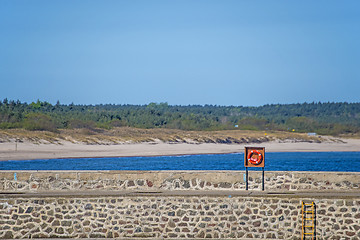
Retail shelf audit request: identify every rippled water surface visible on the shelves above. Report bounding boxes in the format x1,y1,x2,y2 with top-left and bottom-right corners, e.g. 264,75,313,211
1,152,360,172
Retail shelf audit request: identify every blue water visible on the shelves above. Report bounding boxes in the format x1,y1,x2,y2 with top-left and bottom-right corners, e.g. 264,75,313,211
1,152,360,172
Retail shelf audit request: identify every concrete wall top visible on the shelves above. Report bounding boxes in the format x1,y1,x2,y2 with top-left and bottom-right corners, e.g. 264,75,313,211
1,170,359,192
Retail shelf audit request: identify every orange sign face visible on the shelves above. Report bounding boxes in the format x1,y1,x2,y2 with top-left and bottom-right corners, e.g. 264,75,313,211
244,147,265,167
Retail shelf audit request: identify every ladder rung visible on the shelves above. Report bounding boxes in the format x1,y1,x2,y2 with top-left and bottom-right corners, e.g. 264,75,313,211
304,233,314,235
304,225,314,228
304,211,314,213
304,218,313,220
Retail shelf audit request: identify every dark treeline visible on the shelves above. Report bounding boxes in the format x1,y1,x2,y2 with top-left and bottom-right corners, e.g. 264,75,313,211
1,99,360,135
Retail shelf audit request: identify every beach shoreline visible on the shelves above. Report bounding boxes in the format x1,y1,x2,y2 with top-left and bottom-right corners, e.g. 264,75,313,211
1,138,359,161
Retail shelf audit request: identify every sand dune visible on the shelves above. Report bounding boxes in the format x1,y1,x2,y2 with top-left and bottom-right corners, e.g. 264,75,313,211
0,138,359,161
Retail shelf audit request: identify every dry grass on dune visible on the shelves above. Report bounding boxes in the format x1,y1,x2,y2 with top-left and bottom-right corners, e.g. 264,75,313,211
0,129,62,144
338,132,360,139
0,127,324,145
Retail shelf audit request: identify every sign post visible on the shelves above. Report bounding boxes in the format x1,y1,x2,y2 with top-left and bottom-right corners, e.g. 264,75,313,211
244,147,265,191
245,167,248,190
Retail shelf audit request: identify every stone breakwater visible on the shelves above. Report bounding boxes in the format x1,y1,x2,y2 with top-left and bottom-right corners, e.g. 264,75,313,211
0,171,359,239
0,193,359,239
1,171,359,192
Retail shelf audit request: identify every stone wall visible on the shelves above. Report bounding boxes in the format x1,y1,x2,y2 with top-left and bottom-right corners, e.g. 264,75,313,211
1,170,359,192
1,171,359,239
1,195,359,239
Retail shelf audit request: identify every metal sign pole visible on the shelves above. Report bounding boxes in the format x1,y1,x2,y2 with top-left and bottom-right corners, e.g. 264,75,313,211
246,167,248,190
262,167,265,191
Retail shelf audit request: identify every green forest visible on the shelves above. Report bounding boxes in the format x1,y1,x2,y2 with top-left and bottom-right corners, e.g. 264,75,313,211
1,99,360,136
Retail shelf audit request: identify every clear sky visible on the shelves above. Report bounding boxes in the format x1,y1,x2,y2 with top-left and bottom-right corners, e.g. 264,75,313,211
1,1,359,106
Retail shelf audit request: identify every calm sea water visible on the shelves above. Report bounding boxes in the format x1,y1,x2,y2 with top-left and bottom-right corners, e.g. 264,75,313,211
1,152,360,172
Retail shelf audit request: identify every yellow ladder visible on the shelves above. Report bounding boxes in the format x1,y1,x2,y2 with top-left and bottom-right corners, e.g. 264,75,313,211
301,201,316,240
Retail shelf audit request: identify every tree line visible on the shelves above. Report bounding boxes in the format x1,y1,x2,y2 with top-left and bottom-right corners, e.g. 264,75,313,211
0,99,359,135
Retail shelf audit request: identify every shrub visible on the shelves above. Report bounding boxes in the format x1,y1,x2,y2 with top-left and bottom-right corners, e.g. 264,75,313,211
23,113,58,132
67,119,96,130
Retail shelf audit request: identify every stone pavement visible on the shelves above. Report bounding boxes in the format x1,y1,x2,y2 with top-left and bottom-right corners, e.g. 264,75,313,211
1,189,360,199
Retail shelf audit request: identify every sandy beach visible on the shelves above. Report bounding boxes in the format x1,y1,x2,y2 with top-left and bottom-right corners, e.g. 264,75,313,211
0,138,359,161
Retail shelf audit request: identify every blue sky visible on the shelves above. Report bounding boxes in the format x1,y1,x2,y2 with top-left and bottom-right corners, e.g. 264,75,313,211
1,1,359,106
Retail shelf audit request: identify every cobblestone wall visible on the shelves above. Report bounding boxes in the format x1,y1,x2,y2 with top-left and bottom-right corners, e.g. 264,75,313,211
1,195,359,239
1,171,359,192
